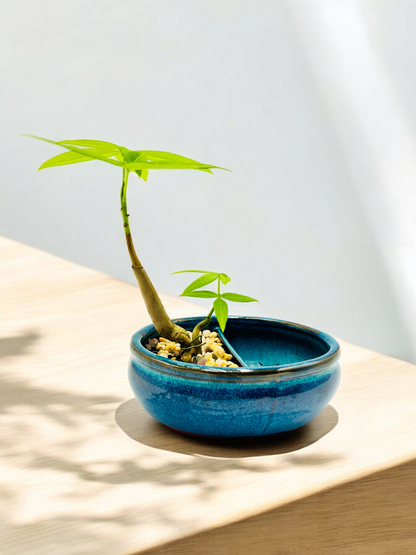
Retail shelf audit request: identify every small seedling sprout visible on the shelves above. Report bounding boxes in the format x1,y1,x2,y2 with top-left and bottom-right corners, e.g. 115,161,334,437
174,270,257,351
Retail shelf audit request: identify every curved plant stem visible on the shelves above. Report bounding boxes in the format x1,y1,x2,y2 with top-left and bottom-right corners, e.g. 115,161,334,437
192,306,214,355
121,169,190,345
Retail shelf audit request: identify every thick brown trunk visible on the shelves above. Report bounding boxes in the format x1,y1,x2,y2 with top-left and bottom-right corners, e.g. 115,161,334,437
120,169,190,345
124,233,190,344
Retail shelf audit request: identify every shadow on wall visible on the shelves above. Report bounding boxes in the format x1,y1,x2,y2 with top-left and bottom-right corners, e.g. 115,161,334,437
115,398,339,459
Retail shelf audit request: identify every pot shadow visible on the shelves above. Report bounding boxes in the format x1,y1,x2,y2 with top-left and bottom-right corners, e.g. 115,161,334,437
115,399,339,459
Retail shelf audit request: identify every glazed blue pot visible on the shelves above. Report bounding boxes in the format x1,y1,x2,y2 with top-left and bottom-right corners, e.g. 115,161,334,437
128,317,341,438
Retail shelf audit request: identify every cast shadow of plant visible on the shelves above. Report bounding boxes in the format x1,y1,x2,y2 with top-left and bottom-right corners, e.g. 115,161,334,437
0,329,340,553
115,399,339,459
0,330,41,360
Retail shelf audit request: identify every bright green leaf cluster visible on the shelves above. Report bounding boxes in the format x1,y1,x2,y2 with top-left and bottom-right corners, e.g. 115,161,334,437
23,134,229,178
173,270,258,332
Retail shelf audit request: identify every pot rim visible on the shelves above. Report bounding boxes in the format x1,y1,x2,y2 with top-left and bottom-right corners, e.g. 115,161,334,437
130,316,341,378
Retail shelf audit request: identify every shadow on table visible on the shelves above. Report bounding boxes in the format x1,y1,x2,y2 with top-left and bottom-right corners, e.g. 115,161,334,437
115,399,339,459
0,330,41,360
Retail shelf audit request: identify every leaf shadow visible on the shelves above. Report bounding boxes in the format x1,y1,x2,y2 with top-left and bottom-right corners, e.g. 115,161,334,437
0,327,340,553
0,330,41,360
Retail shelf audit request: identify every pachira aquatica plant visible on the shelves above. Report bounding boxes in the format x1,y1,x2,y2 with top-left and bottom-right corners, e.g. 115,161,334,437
25,135,257,348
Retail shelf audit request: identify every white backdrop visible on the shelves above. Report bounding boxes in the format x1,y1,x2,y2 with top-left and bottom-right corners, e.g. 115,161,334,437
2,0,416,362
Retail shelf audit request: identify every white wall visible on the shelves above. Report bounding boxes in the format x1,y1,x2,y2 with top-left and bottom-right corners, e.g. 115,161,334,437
2,0,416,362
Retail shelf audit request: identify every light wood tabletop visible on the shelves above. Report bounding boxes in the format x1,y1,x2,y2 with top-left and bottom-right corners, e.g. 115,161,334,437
1,236,415,555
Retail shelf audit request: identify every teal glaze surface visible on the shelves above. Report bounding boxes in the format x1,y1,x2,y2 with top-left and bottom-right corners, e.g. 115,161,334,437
128,317,341,438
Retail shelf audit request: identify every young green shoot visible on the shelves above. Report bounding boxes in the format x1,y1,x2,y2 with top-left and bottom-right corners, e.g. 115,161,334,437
25,134,229,345
174,270,258,350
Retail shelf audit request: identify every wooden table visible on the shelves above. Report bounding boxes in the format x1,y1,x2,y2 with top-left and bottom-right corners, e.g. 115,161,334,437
1,236,415,555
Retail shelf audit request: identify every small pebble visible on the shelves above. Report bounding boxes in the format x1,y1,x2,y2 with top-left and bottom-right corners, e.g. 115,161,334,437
150,331,240,369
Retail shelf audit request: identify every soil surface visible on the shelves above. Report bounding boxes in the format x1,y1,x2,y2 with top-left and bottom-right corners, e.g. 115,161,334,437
145,330,239,368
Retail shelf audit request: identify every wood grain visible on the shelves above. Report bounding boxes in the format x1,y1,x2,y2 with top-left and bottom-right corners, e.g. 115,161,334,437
142,459,416,555
1,236,415,555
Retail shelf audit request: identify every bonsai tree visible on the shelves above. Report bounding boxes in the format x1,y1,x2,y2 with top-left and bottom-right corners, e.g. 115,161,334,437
25,135,257,349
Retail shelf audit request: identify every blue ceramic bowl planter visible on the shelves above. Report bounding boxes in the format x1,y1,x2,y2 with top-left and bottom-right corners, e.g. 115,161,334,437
129,316,341,438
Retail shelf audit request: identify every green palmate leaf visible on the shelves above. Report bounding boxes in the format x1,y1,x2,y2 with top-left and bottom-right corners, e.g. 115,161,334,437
59,139,120,150
118,149,150,181
182,272,219,295
142,152,221,173
125,151,229,172
219,273,231,285
141,152,215,174
180,290,218,299
136,169,149,181
221,293,258,303
142,150,207,164
125,160,225,171
23,134,123,168
119,146,141,164
38,148,119,170
24,134,229,175
214,298,229,332
172,270,212,275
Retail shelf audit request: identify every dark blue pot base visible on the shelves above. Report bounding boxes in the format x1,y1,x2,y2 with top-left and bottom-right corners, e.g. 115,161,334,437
164,423,307,440
165,425,226,439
